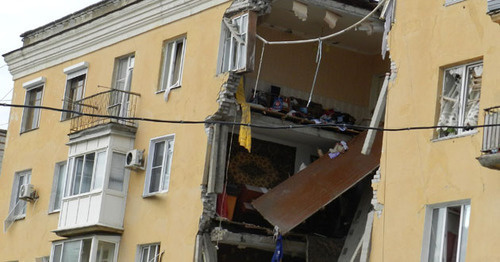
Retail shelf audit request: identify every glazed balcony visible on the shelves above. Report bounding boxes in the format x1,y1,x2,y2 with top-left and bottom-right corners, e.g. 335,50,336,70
477,106,500,170
70,89,140,133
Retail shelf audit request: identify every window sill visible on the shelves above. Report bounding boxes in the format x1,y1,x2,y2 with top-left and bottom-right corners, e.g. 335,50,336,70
48,210,61,215
20,127,39,134
142,190,168,198
431,130,478,142
155,85,181,95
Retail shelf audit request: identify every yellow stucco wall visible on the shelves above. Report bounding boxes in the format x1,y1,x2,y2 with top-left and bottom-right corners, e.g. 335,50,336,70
0,2,231,261
371,0,500,261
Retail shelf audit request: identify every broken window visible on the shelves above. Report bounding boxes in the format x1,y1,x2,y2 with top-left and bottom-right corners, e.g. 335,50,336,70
144,135,174,196
110,54,135,118
21,78,44,133
62,62,88,120
137,243,160,262
436,61,482,138
158,37,186,92
423,201,470,262
218,12,254,73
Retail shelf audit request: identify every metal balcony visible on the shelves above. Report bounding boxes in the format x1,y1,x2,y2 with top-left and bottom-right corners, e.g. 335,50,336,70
477,106,500,170
70,89,140,133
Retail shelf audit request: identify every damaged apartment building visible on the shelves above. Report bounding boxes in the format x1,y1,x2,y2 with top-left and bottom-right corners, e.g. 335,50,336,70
0,0,394,261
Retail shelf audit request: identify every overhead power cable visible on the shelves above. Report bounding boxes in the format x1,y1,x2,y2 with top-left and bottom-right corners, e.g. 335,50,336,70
1,103,499,132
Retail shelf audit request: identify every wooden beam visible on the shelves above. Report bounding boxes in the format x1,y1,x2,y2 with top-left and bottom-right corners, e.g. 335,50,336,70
362,73,389,155
211,227,306,257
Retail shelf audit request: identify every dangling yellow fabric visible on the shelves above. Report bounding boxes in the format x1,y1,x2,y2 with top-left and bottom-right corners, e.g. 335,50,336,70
235,78,251,152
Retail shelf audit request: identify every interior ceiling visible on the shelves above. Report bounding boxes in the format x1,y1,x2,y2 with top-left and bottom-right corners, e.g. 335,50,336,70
259,0,384,54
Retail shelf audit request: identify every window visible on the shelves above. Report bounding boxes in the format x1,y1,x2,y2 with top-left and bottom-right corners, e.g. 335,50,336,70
144,135,174,196
422,201,471,262
49,161,67,212
21,77,45,133
436,61,482,138
62,62,88,120
137,243,160,262
109,152,126,191
218,13,250,73
51,236,119,262
66,151,106,196
158,37,186,92
8,170,31,219
111,55,135,118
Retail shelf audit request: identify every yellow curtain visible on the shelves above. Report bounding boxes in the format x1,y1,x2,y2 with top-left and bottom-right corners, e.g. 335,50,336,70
235,78,251,152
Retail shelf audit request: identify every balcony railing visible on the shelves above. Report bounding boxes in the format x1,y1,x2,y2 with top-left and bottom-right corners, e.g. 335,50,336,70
481,106,500,154
70,89,140,133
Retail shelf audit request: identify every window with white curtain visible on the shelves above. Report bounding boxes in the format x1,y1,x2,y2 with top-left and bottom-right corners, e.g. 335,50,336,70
436,61,482,138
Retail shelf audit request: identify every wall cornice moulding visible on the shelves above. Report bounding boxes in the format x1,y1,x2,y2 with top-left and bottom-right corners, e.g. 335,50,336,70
4,0,229,80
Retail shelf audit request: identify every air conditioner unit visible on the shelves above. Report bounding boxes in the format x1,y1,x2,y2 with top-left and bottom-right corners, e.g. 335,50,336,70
18,184,36,201
125,149,144,170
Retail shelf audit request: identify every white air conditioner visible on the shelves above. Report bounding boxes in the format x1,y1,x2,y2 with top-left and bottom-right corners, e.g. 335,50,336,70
125,149,144,170
18,184,36,201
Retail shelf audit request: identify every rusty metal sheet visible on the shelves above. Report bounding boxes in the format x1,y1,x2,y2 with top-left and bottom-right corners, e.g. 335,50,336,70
252,131,383,234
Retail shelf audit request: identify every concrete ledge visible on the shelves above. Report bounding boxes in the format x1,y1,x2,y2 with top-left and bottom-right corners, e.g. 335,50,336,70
476,152,500,170
53,224,124,237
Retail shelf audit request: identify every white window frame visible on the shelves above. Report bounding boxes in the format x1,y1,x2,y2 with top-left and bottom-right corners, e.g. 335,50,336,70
61,62,88,121
111,54,135,119
65,150,107,197
136,243,161,262
444,0,465,6
9,170,32,220
158,37,187,92
143,134,175,197
21,77,45,133
435,61,483,140
50,235,120,262
217,13,249,73
49,161,67,213
421,200,471,262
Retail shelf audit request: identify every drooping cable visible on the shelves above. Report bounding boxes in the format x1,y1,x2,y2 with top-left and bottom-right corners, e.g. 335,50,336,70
1,103,500,132
307,40,323,107
253,42,267,99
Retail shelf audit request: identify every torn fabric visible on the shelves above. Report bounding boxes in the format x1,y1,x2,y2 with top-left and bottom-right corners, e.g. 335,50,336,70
236,78,252,152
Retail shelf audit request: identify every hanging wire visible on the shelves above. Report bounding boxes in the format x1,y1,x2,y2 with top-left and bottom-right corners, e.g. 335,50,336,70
253,42,267,99
256,0,386,46
307,39,323,107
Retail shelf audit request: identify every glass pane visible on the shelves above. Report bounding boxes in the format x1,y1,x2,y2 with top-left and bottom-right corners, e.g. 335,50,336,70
161,140,174,191
53,162,67,210
53,244,62,262
65,158,74,197
97,241,116,262
149,167,161,193
161,43,173,91
61,240,81,261
438,67,463,138
92,152,106,190
463,64,482,129
428,208,446,262
444,206,461,262
81,239,92,262
109,152,126,191
81,153,95,194
140,246,149,262
148,245,159,262
72,156,84,195
153,141,165,167
171,41,184,86
458,204,471,262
